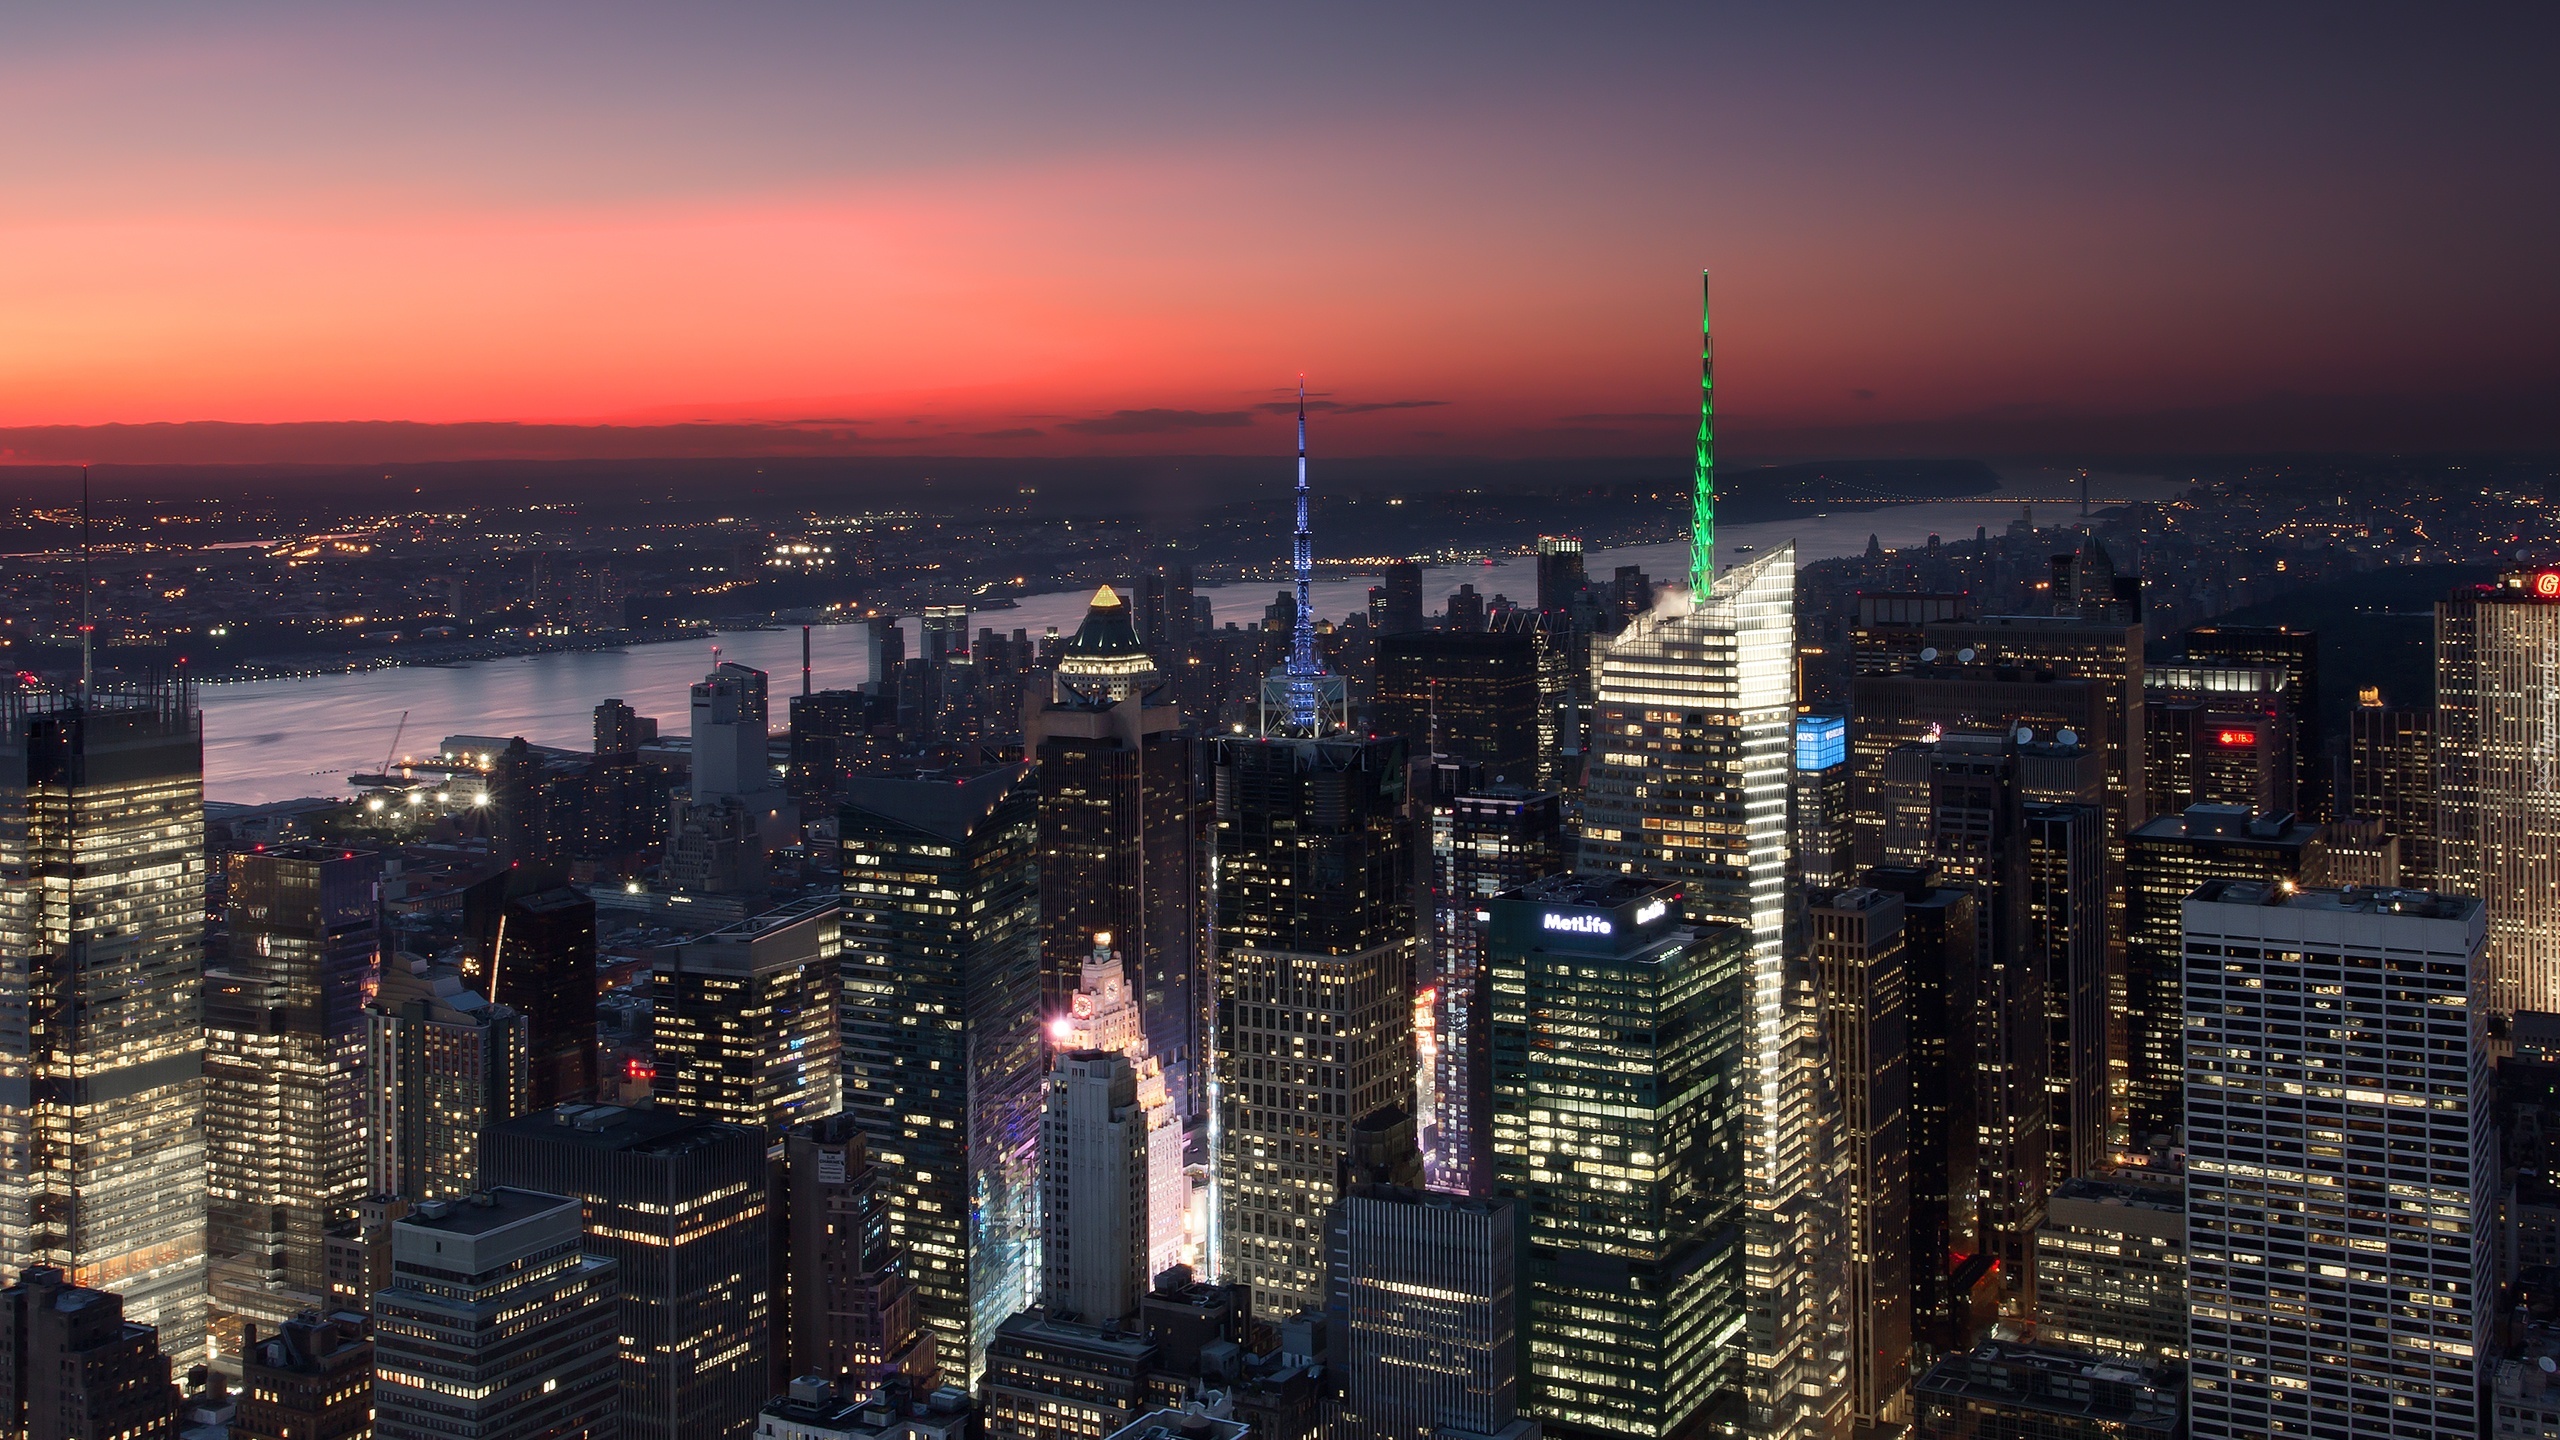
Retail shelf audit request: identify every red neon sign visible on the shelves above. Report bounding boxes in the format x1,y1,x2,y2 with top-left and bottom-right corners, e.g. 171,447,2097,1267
2535,571,2560,599
2216,729,2257,747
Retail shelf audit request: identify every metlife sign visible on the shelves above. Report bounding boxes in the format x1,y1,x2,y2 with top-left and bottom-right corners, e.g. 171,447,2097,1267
1542,912,1614,937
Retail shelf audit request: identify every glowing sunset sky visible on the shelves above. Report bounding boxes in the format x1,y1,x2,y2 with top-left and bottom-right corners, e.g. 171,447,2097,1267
4,4,2555,463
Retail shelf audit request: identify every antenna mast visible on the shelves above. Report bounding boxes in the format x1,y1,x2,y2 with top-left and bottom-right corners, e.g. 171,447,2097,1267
79,466,95,700
1687,272,1717,598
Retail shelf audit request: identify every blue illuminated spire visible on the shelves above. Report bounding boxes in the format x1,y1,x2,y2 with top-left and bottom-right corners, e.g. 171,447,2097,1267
1286,379,1321,729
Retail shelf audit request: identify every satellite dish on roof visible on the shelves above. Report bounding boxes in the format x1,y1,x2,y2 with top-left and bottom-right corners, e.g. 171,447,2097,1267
2015,727,2034,744
2057,729,2079,746
1919,647,1939,662
1958,647,1977,663
2541,1356,2556,1375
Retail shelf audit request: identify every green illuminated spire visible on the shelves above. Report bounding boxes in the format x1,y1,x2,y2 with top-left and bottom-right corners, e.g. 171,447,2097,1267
1689,270,1715,596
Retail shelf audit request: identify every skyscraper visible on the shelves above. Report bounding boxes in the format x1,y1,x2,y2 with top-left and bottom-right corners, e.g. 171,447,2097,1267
485,1106,772,1440
2183,622,2325,822
667,660,794,892
2435,566,2560,1014
1023,619,1203,1123
2123,804,2327,1145
1211,727,1415,1318
206,845,380,1360
1807,886,1912,1435
1422,772,1566,1195
652,895,843,1135
1860,866,1979,1357
2031,1172,2185,1363
1050,586,1163,701
371,1189,621,1440
365,955,529,1202
1580,273,1818,1439
1489,876,1746,1439
1040,1051,1150,1325
2347,701,2437,884
2181,882,2490,1440
1373,629,1542,783
1050,935,1186,1278
838,767,1044,1380
2023,803,2107,1185
467,873,599,1110
2144,660,2296,819
1792,716,1854,891
784,1113,933,1390
0,678,208,1364
1335,1187,1535,1440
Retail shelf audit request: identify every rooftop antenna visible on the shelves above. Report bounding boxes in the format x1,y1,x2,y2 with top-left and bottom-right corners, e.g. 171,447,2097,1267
1687,272,1716,598
79,466,95,700
2080,468,2091,519
1285,377,1320,729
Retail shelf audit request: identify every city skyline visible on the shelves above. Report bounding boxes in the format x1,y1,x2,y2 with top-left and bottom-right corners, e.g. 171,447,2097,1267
5,6,2559,465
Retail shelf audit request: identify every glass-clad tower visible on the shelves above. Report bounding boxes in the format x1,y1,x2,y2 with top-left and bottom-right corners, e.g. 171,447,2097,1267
1489,877,1746,1439
1573,273,1831,1440
0,679,208,1365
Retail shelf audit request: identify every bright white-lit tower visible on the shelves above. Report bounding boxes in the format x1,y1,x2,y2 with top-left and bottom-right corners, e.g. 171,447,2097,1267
1577,271,1839,1439
1053,933,1188,1275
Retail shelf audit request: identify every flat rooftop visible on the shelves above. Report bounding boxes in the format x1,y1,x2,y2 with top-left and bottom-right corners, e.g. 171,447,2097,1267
2192,880,2481,923
399,1187,576,1237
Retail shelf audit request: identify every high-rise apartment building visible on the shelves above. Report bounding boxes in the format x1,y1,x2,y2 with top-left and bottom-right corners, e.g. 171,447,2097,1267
1211,728,1415,1319
838,767,1044,1380
485,1106,772,1440
2123,804,2326,1145
1421,769,1565,1195
1489,877,1745,1440
0,1266,184,1440
2031,1172,2186,1362
785,1114,933,1390
1793,716,1854,891
2184,623,2325,822
365,956,528,1202
1807,886,1912,1435
1578,542,1812,1440
0,679,209,1365
372,1189,621,1440
2348,702,2436,883
1336,1186,1535,1440
1041,1051,1149,1327
1023,630,1203,1123
2435,567,2560,1014
1375,629,1543,784
2182,882,2490,1440
652,896,843,1134
207,845,380,1360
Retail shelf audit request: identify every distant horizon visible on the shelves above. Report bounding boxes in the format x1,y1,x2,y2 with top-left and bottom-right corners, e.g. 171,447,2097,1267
8,7,2557,468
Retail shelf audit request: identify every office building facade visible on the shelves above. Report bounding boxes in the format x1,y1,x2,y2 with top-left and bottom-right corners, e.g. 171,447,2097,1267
2181,883,2490,1440
1040,1050,1149,1326
1375,629,1544,785
0,1265,183,1440
1421,771,1565,1196
1337,1186,1532,1440
371,1189,621,1440
653,896,843,1134
2435,567,2560,1014
2348,702,2437,884
838,767,1045,1380
485,1106,772,1440
785,1113,933,1390
0,679,209,1365
1490,878,1745,1440
1808,887,1912,1434
2032,1173,2186,1363
1211,730,1416,1319
207,845,380,1359
365,956,529,1202
2123,804,2327,1145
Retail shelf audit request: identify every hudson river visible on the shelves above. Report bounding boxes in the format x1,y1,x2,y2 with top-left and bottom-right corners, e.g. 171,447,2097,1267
201,472,2177,803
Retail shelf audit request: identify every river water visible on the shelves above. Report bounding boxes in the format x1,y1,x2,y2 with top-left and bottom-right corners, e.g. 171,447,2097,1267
201,470,2177,802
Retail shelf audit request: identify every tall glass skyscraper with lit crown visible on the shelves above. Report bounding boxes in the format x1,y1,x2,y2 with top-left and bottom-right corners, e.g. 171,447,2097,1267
0,679,209,1365
1575,273,1831,1440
